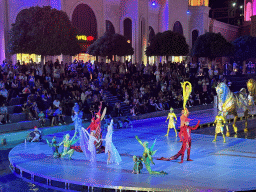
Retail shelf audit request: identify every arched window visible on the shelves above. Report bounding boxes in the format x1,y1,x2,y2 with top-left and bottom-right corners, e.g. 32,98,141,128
148,26,155,43
173,21,183,35
123,18,132,44
72,4,97,52
106,20,115,34
246,2,252,21
192,30,199,47
72,4,97,38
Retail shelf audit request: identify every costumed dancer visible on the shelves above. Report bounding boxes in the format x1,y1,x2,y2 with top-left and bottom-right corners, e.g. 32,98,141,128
87,102,106,150
103,119,122,165
71,103,83,134
165,108,177,137
158,119,200,163
179,81,192,141
59,132,78,160
132,155,143,174
135,136,167,175
46,136,61,158
81,127,101,163
213,111,226,143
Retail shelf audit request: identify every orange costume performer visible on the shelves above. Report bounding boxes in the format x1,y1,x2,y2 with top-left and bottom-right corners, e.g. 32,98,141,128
158,118,200,163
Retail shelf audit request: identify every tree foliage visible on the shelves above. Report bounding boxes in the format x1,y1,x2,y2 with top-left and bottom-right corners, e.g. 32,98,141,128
145,30,189,57
191,32,234,60
87,32,134,59
8,6,81,56
232,35,256,61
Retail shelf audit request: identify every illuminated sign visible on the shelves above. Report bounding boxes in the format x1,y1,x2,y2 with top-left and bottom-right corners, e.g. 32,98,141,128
76,35,95,41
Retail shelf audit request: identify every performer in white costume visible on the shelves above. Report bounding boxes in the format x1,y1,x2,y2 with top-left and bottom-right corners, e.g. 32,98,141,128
103,119,122,165
81,128,100,163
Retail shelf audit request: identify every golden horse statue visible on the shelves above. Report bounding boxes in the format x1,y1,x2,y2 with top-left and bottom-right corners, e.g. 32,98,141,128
216,82,249,136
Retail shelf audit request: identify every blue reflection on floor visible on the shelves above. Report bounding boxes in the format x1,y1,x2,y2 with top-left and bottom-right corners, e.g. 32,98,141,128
4,107,256,191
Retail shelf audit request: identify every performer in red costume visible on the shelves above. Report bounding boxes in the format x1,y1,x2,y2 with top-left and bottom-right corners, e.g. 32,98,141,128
87,102,103,149
158,118,200,163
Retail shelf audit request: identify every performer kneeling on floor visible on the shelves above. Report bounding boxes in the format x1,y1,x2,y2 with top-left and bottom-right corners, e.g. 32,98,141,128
158,118,200,163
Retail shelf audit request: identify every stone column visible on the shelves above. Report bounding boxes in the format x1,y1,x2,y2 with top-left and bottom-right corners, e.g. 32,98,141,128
0,0,5,63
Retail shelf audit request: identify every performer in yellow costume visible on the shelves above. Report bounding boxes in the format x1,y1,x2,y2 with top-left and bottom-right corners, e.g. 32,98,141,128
213,112,226,143
165,108,177,137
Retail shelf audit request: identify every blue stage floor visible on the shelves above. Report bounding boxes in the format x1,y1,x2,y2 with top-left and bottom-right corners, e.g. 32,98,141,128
8,107,256,191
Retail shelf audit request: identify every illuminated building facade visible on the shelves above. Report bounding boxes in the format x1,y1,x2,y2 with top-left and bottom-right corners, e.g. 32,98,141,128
0,0,241,64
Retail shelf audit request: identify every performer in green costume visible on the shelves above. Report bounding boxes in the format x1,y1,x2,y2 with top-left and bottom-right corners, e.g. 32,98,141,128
135,136,167,175
132,155,143,174
46,136,61,158
59,132,78,160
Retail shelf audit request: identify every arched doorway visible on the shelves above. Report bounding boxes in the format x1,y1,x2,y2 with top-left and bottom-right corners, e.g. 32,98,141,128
148,26,155,64
72,3,97,61
106,20,115,34
173,21,183,35
123,18,132,62
123,18,132,44
192,30,199,47
148,26,155,43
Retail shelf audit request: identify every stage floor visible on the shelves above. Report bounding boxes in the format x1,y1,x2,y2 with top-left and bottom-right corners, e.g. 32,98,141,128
8,109,256,191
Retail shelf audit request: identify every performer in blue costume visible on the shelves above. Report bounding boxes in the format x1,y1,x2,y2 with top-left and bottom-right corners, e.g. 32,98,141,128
71,103,83,134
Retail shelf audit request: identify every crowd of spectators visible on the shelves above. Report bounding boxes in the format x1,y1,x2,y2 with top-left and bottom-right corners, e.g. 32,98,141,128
0,58,243,125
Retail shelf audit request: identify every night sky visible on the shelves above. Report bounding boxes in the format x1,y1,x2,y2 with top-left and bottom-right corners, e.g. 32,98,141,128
209,0,244,9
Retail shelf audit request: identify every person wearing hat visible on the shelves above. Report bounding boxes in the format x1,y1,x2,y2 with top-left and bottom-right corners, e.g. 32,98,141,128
165,108,177,137
213,111,226,143
158,118,200,163
27,126,42,142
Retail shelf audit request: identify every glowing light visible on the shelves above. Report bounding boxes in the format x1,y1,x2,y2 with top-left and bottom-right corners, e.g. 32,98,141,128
152,1,156,6
240,5,243,9
76,35,95,41
187,10,190,14
232,2,236,7
127,40,131,43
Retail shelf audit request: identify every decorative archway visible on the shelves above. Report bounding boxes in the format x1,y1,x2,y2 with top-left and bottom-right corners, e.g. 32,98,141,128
72,4,97,53
106,20,115,34
72,4,97,38
173,21,183,35
123,18,132,44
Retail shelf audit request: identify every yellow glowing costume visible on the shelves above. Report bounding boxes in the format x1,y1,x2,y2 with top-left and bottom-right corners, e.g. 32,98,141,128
213,113,226,143
181,81,192,110
165,108,177,137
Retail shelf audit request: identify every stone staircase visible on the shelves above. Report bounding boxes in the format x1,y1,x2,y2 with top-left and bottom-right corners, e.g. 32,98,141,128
103,90,130,116
0,97,72,134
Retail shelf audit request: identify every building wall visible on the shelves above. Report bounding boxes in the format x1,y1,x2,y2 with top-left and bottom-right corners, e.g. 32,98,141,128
211,19,240,42
0,0,243,64
148,4,159,34
103,0,120,34
168,0,189,43
189,6,210,47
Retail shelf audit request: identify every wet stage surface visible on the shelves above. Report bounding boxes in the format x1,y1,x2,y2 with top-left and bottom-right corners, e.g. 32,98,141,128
8,108,256,191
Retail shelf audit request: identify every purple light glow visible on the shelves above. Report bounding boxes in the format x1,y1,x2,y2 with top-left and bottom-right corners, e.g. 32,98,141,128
152,2,156,6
